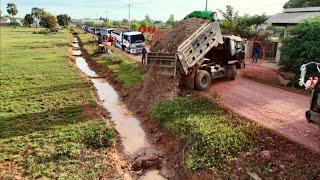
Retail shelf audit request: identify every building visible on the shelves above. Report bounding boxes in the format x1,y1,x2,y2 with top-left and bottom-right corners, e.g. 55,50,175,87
0,17,11,26
268,7,320,62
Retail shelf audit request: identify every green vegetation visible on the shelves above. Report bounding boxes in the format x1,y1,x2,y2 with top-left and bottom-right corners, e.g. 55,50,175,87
78,30,144,89
23,14,34,27
284,0,320,8
0,27,115,179
218,5,268,39
280,18,320,85
57,14,71,27
6,3,18,27
150,97,257,171
97,54,144,89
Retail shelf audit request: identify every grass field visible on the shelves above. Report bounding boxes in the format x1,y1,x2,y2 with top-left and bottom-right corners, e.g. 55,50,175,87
77,30,144,89
0,27,115,179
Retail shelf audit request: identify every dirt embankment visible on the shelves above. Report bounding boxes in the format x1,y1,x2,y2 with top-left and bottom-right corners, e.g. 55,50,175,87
151,18,208,52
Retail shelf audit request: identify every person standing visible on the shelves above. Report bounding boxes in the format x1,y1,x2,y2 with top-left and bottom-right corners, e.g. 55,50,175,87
141,47,147,65
252,44,261,63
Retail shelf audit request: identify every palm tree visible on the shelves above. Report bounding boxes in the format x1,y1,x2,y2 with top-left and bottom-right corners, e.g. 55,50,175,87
7,3,18,27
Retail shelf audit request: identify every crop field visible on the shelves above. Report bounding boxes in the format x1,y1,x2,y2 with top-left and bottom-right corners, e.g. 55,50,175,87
0,27,115,179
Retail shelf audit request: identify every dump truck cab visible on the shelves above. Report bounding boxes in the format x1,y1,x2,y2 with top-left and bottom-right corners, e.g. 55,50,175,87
224,35,246,69
306,79,320,126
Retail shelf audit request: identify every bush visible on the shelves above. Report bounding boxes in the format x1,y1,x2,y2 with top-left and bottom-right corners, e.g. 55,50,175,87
84,126,116,148
280,18,320,85
39,14,57,29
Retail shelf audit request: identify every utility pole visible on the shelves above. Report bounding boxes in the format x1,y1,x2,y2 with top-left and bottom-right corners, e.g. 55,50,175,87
106,10,109,24
205,0,208,11
128,0,133,30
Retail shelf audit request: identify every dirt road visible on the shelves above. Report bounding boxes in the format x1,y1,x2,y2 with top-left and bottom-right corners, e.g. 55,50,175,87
204,75,320,153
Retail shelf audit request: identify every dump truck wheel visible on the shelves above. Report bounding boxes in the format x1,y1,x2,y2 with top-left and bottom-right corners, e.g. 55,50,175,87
226,65,237,80
195,70,211,91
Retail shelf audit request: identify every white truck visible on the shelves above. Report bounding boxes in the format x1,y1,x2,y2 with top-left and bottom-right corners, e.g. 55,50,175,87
147,12,242,90
113,31,145,54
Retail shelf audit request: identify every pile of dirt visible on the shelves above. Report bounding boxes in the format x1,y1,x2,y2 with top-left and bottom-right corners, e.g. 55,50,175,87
151,18,209,52
127,18,208,111
125,69,180,112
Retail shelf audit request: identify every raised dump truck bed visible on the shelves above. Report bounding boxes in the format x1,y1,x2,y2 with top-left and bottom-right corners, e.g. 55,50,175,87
177,19,223,74
147,12,241,90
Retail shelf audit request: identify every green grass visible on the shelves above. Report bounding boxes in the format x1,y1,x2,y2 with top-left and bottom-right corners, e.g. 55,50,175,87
150,97,257,172
77,30,144,89
0,27,115,179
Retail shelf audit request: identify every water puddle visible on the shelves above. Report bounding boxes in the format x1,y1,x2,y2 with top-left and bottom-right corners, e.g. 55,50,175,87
74,54,165,180
75,57,98,78
138,170,166,180
92,78,148,155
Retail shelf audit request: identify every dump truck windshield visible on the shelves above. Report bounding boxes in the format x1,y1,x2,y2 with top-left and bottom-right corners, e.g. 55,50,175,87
130,34,145,44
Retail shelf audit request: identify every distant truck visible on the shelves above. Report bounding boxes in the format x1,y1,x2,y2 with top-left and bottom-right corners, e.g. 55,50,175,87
98,28,116,42
114,30,145,54
147,12,245,90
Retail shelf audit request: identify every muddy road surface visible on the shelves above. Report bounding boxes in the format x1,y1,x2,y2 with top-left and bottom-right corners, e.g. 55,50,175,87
203,75,320,153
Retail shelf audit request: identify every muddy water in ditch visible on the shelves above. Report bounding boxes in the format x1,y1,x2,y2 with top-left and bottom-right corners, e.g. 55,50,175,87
74,57,165,179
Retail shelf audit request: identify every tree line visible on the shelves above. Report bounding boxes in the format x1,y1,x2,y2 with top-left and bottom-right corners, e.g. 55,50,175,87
6,3,71,29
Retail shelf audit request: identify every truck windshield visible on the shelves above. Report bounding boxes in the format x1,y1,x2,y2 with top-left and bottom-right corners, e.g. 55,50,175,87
130,34,145,44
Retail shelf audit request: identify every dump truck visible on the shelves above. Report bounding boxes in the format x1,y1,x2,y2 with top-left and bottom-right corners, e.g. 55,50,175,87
147,12,244,90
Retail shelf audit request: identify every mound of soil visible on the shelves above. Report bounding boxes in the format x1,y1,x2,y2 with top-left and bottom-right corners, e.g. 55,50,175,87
127,19,208,111
152,18,209,53
125,69,180,112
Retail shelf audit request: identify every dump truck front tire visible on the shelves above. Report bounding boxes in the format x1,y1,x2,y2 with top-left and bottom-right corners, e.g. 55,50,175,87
195,70,211,91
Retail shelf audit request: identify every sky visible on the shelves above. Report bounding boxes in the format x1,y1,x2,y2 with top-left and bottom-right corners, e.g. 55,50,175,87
1,0,288,21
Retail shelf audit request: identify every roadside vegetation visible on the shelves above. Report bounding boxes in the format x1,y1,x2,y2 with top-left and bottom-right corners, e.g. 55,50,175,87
150,97,320,178
77,30,144,89
0,27,116,179
150,97,257,172
280,18,320,85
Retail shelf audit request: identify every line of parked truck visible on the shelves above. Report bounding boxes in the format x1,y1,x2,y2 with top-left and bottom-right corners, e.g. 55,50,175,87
81,25,146,54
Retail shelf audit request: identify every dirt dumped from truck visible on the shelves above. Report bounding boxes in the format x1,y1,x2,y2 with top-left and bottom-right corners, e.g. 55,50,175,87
126,69,181,112
126,18,208,112
151,18,209,52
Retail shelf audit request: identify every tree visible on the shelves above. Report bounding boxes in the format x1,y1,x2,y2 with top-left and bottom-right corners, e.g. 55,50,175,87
140,15,152,27
7,3,18,27
112,21,121,28
32,7,45,28
130,21,140,30
166,14,175,26
122,19,129,26
283,0,320,8
23,14,34,27
57,14,71,27
218,5,268,38
39,14,57,29
279,18,320,85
